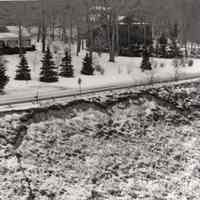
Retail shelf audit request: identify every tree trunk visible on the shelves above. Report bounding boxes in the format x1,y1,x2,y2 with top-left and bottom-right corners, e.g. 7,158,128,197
69,14,73,54
184,40,188,57
51,20,55,41
109,11,115,62
144,24,147,47
109,22,115,62
116,20,120,56
89,28,93,58
62,10,67,42
76,25,81,56
190,42,194,53
18,22,22,54
42,22,46,53
41,0,46,53
81,40,84,50
59,25,62,40
37,24,41,42
107,14,111,57
86,12,93,58
62,25,66,42
128,24,130,48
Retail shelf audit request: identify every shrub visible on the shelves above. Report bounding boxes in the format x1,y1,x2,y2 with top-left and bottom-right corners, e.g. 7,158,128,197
160,63,165,68
95,64,104,75
81,53,94,75
40,47,58,82
0,57,9,92
172,59,179,68
188,59,194,67
59,51,74,77
15,54,31,81
141,47,152,71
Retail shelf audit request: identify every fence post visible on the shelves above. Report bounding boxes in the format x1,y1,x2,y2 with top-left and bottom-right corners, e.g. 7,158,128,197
78,77,82,95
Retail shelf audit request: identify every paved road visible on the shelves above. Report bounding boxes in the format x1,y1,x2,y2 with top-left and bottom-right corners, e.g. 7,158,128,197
0,76,200,110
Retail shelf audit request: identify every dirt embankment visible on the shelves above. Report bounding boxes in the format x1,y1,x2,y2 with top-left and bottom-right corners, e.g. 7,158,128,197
1,87,199,200
0,87,193,152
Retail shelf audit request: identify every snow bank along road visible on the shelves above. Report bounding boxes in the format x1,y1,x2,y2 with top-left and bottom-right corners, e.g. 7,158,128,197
1,75,200,111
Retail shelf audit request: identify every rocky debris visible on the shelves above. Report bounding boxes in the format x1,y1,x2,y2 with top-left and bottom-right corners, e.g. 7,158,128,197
1,82,200,199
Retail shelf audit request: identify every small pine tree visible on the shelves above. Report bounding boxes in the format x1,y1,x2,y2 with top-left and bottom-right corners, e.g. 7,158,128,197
81,53,94,75
141,47,152,71
59,51,74,77
15,54,31,81
40,47,58,82
0,57,9,92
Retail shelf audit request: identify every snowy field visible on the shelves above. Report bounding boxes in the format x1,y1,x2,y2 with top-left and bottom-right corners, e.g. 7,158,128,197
2,41,200,97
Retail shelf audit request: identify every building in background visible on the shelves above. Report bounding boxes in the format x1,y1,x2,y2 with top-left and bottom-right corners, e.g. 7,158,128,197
0,26,35,54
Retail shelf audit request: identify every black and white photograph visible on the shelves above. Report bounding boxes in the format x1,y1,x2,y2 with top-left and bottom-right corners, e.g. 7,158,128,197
0,0,200,199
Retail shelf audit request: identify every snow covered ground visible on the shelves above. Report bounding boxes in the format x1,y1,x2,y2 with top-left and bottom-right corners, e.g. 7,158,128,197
2,41,200,97
1,90,200,199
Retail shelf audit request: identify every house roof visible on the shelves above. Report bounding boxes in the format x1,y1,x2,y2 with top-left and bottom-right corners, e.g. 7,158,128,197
0,32,18,40
6,26,30,37
0,25,30,40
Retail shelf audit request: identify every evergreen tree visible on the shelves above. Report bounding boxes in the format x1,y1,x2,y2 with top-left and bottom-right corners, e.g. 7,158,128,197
59,51,74,77
81,53,94,75
0,57,9,92
15,54,31,81
40,47,58,82
141,47,152,71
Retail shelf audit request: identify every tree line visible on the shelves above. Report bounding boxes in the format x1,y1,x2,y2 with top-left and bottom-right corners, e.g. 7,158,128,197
0,0,200,91
2,0,199,61
0,48,95,91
